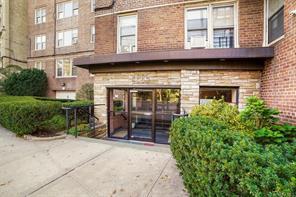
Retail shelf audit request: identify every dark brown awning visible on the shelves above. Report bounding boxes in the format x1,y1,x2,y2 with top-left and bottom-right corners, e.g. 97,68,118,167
74,47,274,68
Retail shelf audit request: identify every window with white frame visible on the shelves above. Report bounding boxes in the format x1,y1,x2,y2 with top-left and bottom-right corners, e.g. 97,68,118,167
213,6,235,48
186,8,208,48
265,0,284,44
185,4,235,49
35,8,46,24
118,15,137,53
91,25,95,43
57,29,78,47
57,0,78,19
35,35,46,50
56,59,77,78
91,0,96,12
34,61,44,70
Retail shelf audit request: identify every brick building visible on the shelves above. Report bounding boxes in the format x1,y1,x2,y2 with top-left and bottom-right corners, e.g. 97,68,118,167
0,0,28,68
28,0,96,99
72,0,294,144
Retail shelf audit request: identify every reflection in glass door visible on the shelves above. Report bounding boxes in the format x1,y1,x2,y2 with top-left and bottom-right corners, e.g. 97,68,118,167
155,89,180,143
108,88,181,144
130,89,154,141
108,89,129,139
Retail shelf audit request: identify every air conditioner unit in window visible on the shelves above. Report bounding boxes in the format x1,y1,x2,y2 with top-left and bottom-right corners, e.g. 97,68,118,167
123,45,135,53
190,36,207,48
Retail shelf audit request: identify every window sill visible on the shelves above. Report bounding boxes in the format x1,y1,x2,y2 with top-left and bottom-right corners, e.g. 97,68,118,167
35,49,46,51
56,45,77,49
55,76,77,79
57,15,78,21
265,35,285,47
117,51,138,54
35,22,46,25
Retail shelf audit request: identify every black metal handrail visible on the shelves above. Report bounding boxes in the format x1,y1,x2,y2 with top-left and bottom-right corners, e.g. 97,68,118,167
62,104,104,138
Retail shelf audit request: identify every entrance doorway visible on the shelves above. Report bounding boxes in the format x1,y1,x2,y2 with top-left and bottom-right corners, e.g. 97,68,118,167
108,88,180,144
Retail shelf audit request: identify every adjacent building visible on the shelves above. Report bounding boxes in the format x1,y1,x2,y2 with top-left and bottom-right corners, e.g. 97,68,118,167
0,0,28,68
28,0,96,99
73,0,295,144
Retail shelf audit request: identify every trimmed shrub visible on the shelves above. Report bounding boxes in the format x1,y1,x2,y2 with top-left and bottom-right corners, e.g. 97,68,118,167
34,97,73,103
0,96,36,103
62,100,93,108
40,115,66,132
3,69,47,96
0,100,62,136
170,116,296,196
191,99,247,131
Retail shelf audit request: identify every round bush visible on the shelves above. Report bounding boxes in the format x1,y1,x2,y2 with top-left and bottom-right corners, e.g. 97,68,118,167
4,69,47,96
170,116,296,196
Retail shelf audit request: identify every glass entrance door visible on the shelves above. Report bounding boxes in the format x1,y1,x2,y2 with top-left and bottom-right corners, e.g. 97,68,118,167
130,89,154,141
108,88,180,144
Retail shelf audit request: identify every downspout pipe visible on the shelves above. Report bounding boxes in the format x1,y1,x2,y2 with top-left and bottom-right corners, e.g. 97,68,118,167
94,0,116,11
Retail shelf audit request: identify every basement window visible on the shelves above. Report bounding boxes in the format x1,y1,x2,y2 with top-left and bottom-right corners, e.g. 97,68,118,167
199,87,238,105
34,62,45,70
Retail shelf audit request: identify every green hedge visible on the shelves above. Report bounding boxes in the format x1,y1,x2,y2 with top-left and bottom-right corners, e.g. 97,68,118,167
3,69,47,97
170,116,296,196
0,100,62,136
0,96,36,103
62,100,93,108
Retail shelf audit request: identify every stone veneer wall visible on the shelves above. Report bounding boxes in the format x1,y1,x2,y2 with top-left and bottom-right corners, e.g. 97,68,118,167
94,70,262,127
180,70,200,113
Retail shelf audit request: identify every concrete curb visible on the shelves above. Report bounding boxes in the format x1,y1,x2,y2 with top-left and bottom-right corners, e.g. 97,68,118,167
24,134,67,141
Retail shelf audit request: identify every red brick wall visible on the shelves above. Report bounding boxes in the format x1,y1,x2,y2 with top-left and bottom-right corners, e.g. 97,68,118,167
28,0,95,97
239,0,264,47
261,0,296,124
138,5,184,51
95,0,265,55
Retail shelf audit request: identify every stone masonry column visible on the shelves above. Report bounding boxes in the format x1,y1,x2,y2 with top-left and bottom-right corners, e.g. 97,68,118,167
180,70,200,114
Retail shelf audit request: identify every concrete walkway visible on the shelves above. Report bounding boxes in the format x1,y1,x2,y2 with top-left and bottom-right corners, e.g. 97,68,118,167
0,126,187,197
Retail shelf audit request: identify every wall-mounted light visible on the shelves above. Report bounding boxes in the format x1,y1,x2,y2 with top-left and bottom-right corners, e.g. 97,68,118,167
290,10,296,16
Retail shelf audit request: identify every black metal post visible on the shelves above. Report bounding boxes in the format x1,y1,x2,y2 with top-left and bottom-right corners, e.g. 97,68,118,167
66,109,69,134
74,108,78,138
88,106,92,129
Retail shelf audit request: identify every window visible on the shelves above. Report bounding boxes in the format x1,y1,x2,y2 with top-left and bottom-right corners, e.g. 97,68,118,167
35,35,46,50
57,0,78,19
91,0,96,12
265,0,284,44
35,8,46,24
118,15,137,53
34,62,44,70
199,87,238,105
185,4,236,49
213,6,234,48
91,25,95,43
56,59,77,78
186,8,208,48
57,29,78,47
